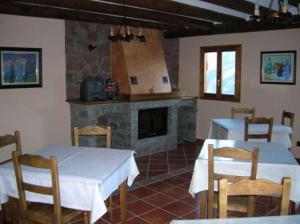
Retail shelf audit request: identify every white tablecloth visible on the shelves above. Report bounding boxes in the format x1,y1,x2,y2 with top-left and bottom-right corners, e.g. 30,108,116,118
189,139,300,204
0,146,139,224
209,119,292,148
171,215,300,224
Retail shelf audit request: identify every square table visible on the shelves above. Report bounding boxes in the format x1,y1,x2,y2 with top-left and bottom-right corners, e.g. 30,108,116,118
170,215,300,224
209,118,292,148
189,139,300,218
0,145,139,223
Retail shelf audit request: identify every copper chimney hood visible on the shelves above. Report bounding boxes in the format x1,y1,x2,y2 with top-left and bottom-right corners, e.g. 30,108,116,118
111,28,179,100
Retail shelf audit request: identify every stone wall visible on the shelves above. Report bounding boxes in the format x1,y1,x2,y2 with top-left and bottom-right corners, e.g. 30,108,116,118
65,21,111,99
177,100,198,143
70,98,196,156
65,21,179,99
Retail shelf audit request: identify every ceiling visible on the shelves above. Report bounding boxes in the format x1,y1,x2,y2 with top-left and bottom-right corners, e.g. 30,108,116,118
1,0,300,38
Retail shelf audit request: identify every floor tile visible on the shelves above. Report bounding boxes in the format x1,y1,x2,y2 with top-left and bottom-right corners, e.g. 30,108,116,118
178,209,199,219
129,187,157,199
124,216,151,224
163,186,189,199
161,200,194,217
162,176,188,185
127,200,156,216
143,192,174,207
145,181,173,192
148,171,167,177
140,208,178,224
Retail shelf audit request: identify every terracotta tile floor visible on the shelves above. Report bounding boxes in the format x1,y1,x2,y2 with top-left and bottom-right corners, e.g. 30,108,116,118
133,142,202,184
94,143,300,224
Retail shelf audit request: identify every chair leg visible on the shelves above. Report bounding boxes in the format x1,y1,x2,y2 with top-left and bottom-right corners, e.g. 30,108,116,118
8,198,19,224
199,191,207,219
108,195,113,220
290,201,296,215
119,181,127,223
0,206,7,224
247,196,255,217
83,211,89,224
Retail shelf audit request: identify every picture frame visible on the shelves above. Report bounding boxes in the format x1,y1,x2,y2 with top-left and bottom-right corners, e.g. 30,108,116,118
260,50,296,85
0,47,42,89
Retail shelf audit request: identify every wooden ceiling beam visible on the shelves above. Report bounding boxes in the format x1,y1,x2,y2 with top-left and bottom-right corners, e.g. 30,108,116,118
0,2,174,29
6,0,213,30
102,0,245,23
163,20,300,38
199,0,275,16
288,0,300,8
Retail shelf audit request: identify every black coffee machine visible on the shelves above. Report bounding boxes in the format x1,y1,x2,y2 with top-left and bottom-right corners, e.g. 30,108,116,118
104,78,118,100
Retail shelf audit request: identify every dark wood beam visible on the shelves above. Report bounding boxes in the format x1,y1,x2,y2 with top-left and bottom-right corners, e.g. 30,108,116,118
0,2,173,29
103,0,245,24
199,0,275,16
6,0,213,30
163,19,300,38
288,0,300,8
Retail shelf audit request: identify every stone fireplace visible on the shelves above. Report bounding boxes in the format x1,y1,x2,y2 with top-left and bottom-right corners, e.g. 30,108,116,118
70,98,197,156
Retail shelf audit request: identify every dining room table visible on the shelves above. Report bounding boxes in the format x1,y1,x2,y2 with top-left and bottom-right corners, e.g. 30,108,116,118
189,139,300,218
170,215,300,224
208,118,292,148
0,145,139,224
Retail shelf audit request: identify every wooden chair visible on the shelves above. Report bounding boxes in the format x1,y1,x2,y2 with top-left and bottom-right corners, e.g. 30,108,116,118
231,107,255,119
0,131,22,223
219,177,291,218
12,151,89,224
244,117,273,142
73,125,111,148
281,110,295,140
281,110,295,128
208,144,259,218
0,130,22,160
73,125,113,217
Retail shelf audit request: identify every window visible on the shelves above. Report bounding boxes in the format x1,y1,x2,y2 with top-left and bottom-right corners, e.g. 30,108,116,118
200,45,241,102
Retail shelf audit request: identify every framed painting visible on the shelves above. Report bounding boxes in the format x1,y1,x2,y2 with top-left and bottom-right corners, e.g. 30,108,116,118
260,51,296,85
0,47,42,88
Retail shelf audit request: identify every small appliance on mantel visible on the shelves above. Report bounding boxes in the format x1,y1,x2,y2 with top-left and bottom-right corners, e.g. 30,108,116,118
80,77,106,101
104,78,118,100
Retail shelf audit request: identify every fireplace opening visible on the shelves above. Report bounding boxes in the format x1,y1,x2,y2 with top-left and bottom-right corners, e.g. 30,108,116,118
138,107,168,139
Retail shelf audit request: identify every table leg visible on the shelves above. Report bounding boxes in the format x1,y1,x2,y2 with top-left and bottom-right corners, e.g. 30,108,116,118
119,181,127,223
8,197,19,224
0,203,7,224
199,190,207,219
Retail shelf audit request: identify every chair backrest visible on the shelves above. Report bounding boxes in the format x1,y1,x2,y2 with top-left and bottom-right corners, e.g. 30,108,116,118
0,130,22,159
281,110,295,128
73,125,111,148
244,117,273,142
12,151,62,224
231,107,255,119
219,177,291,218
207,144,259,218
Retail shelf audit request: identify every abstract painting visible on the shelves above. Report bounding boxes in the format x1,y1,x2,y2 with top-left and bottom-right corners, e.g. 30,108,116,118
260,51,296,84
0,47,42,88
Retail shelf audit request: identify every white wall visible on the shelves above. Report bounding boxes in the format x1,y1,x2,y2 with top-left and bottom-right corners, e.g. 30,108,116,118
0,14,71,161
179,29,300,157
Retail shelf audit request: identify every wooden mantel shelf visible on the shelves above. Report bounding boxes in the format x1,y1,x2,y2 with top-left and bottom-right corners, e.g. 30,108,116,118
67,91,195,105
128,91,185,102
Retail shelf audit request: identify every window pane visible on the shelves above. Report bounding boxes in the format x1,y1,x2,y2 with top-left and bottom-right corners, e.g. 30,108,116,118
221,51,236,95
204,52,217,94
